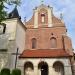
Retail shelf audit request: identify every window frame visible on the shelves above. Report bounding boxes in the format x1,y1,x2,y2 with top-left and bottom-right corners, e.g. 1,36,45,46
41,13,45,23
50,37,57,48
32,38,37,49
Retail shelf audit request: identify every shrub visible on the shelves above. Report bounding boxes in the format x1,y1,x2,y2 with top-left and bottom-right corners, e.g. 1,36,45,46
0,68,10,75
11,69,21,75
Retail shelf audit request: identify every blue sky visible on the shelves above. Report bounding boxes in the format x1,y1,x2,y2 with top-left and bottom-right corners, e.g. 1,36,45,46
6,0,75,51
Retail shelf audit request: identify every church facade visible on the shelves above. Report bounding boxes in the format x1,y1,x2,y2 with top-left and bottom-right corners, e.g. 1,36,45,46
0,4,75,75
18,5,75,75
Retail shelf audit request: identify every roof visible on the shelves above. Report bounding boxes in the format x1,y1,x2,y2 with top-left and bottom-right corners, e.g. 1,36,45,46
19,49,73,58
8,7,20,19
52,15,65,27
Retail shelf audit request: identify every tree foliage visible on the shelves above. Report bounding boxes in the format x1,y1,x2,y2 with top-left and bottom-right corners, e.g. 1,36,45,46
11,69,21,75
0,68,10,75
0,0,21,23
0,0,7,22
7,0,21,6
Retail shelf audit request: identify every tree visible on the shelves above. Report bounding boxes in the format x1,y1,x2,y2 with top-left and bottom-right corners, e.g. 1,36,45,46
0,68,10,75
7,0,21,6
0,0,7,23
0,0,21,23
11,69,21,75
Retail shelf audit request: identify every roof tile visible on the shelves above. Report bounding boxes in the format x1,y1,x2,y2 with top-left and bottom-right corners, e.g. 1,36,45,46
19,49,73,58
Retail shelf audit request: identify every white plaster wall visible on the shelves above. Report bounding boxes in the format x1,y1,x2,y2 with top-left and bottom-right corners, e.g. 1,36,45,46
4,18,26,53
18,58,70,66
18,58,72,75
0,34,8,49
15,20,26,53
3,18,17,40
9,19,26,69
3,19,18,69
2,18,26,69
0,19,17,50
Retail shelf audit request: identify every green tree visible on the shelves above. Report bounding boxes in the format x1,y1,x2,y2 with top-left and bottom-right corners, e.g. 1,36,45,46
7,0,21,6
0,0,21,23
0,68,10,75
11,69,21,75
0,0,7,22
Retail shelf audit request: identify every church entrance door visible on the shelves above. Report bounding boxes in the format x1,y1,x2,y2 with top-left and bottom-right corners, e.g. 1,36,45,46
38,62,48,75
41,64,48,75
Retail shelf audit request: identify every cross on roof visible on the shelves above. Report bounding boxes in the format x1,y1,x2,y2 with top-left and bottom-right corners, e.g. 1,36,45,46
60,13,63,20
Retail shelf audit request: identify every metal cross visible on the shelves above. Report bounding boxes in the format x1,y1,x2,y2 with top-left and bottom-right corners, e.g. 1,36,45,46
60,13,63,20
24,17,26,23
12,48,20,69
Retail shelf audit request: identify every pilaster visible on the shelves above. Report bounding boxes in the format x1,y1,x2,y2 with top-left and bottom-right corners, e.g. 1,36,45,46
64,66,72,75
34,10,38,28
49,66,55,75
34,66,38,75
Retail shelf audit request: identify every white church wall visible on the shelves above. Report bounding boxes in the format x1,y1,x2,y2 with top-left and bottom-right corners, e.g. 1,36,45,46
3,18,17,41
2,18,26,69
17,58,72,75
0,18,17,51
15,20,26,53
0,34,8,49
14,20,26,72
0,52,9,70
0,19,17,69
3,18,26,53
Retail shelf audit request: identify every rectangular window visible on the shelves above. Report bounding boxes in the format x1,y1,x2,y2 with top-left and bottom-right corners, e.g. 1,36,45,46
42,16,45,23
41,14,45,23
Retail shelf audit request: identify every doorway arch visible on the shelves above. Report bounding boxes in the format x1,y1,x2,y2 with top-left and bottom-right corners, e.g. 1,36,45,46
38,61,48,75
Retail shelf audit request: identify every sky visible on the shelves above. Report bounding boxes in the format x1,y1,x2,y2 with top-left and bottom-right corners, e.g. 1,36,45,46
6,0,75,51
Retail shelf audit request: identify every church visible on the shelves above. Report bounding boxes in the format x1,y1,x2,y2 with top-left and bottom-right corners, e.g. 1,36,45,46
0,4,75,75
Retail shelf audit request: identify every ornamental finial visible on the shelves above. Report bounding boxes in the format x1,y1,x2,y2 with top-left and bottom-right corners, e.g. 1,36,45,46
60,13,63,20
41,0,44,4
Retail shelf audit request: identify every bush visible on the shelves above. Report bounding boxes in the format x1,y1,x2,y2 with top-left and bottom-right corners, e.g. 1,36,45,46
11,69,21,75
0,68,10,75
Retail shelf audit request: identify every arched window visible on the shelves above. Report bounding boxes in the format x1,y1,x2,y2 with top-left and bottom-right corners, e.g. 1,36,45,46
53,61,64,75
24,62,34,75
32,38,37,49
50,37,57,48
41,13,45,23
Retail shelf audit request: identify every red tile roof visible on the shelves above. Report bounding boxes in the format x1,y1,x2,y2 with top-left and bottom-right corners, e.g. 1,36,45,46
19,49,73,58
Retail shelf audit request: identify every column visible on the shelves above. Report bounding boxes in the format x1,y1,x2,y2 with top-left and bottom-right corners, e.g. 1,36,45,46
34,66,38,75
64,66,72,75
49,66,55,75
